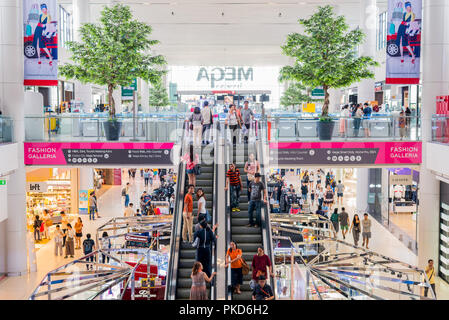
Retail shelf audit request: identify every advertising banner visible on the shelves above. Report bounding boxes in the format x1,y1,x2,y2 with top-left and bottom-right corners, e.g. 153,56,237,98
386,0,422,84
79,190,89,214
24,142,175,166
23,0,58,86
269,141,422,165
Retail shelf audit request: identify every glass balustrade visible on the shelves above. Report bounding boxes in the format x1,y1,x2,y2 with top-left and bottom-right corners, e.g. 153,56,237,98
0,116,13,143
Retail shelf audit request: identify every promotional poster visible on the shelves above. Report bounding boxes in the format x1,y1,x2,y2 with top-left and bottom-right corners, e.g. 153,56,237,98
386,0,422,84
23,0,58,86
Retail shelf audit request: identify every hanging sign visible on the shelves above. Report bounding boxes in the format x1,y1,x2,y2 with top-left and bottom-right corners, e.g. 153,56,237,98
23,0,58,86
386,0,422,84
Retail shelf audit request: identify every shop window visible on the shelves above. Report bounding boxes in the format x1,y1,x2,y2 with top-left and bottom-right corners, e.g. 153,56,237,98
439,182,449,283
59,5,73,48
377,11,387,51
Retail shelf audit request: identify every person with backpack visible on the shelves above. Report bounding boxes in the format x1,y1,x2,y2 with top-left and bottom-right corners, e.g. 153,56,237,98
122,182,130,207
225,241,244,295
83,233,96,270
193,219,217,278
330,208,339,237
100,231,111,264
201,101,214,145
190,106,204,147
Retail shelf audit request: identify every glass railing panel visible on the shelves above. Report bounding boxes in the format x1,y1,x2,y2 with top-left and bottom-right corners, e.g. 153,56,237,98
0,117,13,143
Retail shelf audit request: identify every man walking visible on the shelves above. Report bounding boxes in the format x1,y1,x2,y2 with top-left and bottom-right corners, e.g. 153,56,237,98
82,233,96,270
336,180,345,206
241,101,254,144
424,259,436,298
247,173,267,228
362,213,372,249
301,182,308,201
182,185,195,243
122,182,130,207
201,101,213,144
225,163,243,213
339,207,349,240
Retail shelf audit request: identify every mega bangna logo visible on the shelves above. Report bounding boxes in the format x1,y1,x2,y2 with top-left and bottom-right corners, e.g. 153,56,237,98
27,147,57,159
390,146,419,159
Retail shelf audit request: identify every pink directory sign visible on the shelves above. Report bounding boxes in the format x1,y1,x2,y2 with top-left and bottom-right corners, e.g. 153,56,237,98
24,142,175,166
269,141,422,165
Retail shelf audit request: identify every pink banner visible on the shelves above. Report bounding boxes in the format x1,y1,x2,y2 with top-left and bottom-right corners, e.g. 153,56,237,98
24,142,175,166
269,141,422,165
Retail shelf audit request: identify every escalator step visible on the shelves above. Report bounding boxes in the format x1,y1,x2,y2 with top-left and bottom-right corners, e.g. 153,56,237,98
231,234,262,243
231,226,260,234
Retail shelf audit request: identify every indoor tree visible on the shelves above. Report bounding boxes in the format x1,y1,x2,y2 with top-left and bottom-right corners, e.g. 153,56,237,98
280,5,378,119
149,81,170,111
280,82,315,111
59,4,166,118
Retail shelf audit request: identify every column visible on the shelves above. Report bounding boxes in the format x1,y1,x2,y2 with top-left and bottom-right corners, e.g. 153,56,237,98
357,0,377,103
329,88,343,113
139,79,149,113
73,0,92,112
79,168,94,190
418,0,449,268
0,0,27,275
356,168,369,213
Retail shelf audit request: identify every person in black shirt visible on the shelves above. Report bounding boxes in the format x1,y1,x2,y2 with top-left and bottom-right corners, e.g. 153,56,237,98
83,233,96,270
300,182,308,201
193,220,217,277
252,275,274,300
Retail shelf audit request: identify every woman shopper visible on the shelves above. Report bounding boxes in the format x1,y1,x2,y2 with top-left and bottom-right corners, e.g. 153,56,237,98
349,214,361,246
183,144,200,187
54,225,64,256
196,188,209,223
244,153,260,199
143,169,151,188
190,261,216,300
33,215,42,241
353,105,364,137
64,223,75,258
339,105,350,138
330,208,339,238
193,220,217,277
190,106,204,147
324,185,335,210
100,231,111,264
226,104,241,146
225,242,243,294
169,194,175,215
60,211,68,247
42,209,52,239
74,217,83,250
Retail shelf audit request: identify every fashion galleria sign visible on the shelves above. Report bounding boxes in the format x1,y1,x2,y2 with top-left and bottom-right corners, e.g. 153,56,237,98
196,67,254,89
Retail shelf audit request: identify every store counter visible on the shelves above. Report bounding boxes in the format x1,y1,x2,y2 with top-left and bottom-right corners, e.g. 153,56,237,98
393,200,417,213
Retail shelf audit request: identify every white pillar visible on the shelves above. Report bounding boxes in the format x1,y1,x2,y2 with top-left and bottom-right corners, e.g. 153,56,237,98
418,0,449,269
357,0,377,103
139,79,149,113
356,168,369,213
73,0,92,112
112,88,122,114
79,168,94,190
0,0,27,275
329,88,343,113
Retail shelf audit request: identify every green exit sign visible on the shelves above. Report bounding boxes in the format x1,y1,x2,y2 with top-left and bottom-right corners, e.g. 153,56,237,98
0,180,6,185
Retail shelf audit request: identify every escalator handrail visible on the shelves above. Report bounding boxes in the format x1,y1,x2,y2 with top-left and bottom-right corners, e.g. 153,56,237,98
211,120,219,300
224,141,232,300
164,128,187,300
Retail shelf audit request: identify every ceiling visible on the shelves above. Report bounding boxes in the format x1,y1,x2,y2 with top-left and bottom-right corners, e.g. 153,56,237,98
60,0,388,66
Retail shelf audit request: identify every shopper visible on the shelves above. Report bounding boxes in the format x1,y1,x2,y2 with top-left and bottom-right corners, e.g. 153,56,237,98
226,163,243,213
124,203,135,217
100,231,111,264
190,261,216,300
42,209,52,239
226,104,242,146
353,105,364,137
122,182,130,207
244,153,260,200
330,208,339,237
363,102,372,137
64,223,75,259
143,169,151,188
54,225,64,256
33,215,42,241
399,111,407,140
82,233,96,270
190,106,204,147
250,247,274,290
201,101,213,145
362,213,372,249
310,188,316,207
339,207,350,240
424,259,436,298
182,185,195,243
193,219,217,277
349,214,361,246
247,173,267,228
60,211,68,247
336,180,345,206
323,185,335,210
88,191,97,221
169,194,175,215
241,101,254,144
225,241,243,294
92,191,100,219
316,186,324,207
183,144,200,187
300,182,308,201
196,188,209,223
74,217,83,250
252,275,274,301
339,104,350,137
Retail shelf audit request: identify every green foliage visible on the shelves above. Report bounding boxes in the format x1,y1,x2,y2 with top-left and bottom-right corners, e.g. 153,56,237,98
280,5,378,116
59,4,167,117
149,81,170,109
280,83,314,110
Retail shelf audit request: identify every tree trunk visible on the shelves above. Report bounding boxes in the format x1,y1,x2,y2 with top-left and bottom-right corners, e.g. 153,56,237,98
108,84,115,118
322,85,330,117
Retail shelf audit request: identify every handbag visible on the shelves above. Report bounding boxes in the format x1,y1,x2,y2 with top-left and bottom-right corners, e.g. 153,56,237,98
241,259,250,275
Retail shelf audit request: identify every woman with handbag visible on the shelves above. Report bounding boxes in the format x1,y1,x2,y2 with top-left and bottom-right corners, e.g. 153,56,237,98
349,214,361,247
182,144,200,187
225,242,244,294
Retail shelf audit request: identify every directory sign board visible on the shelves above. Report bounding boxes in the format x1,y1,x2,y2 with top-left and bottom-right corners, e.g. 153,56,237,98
24,142,174,166
23,0,58,86
269,141,422,166
386,0,422,84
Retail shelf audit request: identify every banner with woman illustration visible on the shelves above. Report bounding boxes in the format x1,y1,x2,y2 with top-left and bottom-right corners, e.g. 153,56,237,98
23,0,58,86
386,0,422,84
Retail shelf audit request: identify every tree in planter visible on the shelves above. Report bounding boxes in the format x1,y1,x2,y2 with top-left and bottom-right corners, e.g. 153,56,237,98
280,5,378,119
149,81,170,111
59,4,166,118
280,82,315,111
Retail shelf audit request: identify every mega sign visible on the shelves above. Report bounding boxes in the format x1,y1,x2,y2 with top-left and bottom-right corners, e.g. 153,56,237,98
196,67,254,89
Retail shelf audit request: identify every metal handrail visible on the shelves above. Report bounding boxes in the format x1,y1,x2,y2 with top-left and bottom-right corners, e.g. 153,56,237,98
224,140,232,300
211,120,219,300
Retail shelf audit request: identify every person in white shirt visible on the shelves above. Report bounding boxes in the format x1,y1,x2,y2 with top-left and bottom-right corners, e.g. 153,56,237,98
201,101,213,145
54,225,64,256
64,223,75,258
124,203,136,217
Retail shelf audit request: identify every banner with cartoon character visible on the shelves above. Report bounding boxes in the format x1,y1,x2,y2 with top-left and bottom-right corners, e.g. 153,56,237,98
23,0,58,86
386,0,422,84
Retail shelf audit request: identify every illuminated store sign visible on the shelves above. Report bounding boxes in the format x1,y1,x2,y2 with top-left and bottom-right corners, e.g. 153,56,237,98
196,67,253,88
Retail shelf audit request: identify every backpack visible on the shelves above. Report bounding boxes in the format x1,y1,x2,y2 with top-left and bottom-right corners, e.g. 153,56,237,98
83,239,94,253
122,188,126,196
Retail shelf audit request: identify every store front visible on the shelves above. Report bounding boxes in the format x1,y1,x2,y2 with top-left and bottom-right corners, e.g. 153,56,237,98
439,181,449,284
